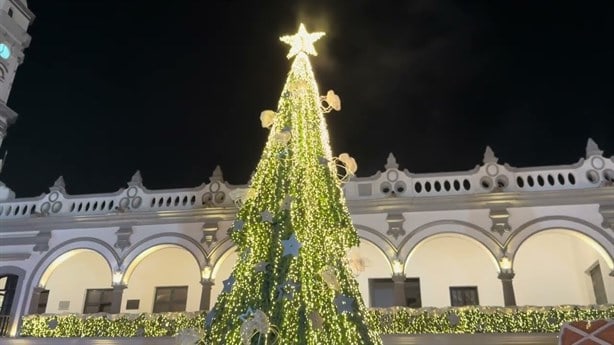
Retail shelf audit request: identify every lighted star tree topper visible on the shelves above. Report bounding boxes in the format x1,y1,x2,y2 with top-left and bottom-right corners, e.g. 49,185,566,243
203,23,382,345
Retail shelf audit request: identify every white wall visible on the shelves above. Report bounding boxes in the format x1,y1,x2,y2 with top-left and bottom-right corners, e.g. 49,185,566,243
122,247,201,313
44,250,111,314
514,230,614,306
405,235,502,307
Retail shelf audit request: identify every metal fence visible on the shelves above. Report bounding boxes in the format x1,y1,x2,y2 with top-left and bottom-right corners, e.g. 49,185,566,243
0,315,10,337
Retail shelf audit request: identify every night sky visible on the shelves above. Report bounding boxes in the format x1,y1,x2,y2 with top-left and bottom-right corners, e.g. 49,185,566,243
2,1,612,197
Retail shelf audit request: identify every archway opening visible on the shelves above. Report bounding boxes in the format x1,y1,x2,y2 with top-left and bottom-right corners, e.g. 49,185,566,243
514,229,614,306
123,245,201,313
406,234,503,307
40,249,112,314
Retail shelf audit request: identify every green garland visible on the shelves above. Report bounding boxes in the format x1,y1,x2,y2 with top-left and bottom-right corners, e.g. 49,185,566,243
370,305,613,334
19,305,613,338
20,312,205,337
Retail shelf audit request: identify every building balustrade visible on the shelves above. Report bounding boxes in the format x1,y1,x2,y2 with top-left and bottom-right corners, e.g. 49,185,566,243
1,144,612,221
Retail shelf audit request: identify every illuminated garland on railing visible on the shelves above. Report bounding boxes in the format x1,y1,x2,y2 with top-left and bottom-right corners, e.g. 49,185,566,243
19,305,614,338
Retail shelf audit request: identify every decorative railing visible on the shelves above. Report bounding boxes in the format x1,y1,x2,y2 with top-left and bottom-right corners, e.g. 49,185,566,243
0,314,10,337
0,179,237,220
1,148,612,220
343,151,613,199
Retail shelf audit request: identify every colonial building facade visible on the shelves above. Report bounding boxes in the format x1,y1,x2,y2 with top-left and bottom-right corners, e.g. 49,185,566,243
1,144,613,336
0,1,613,338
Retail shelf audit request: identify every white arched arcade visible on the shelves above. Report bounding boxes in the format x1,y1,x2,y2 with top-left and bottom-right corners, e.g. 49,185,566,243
404,233,503,307
513,229,614,306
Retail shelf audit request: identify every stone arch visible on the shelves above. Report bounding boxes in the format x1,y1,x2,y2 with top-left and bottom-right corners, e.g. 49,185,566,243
121,243,203,313
404,232,504,307
354,224,398,261
360,237,392,274
42,250,113,314
512,227,614,305
121,233,207,284
207,237,236,276
19,238,118,319
28,238,118,291
505,216,614,270
399,220,502,272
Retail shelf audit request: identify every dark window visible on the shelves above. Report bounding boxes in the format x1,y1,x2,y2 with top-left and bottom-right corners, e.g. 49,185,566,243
153,286,188,313
0,275,17,315
37,290,49,314
126,299,140,310
450,286,479,306
369,278,421,308
0,275,18,336
83,289,113,314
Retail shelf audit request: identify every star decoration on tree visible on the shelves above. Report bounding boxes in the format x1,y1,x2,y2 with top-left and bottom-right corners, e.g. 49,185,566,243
334,294,355,314
222,276,235,293
254,261,270,272
48,319,58,330
239,307,255,321
447,313,460,327
261,210,274,223
233,219,245,231
205,309,217,327
280,23,325,59
282,233,302,257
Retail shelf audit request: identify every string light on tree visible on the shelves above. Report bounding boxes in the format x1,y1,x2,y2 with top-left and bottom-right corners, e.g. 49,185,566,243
203,23,382,344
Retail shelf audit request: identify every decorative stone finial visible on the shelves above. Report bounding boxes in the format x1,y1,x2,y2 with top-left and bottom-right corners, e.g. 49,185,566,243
50,176,66,193
585,138,603,158
385,153,399,170
129,170,143,186
0,181,15,201
483,146,498,164
210,165,224,182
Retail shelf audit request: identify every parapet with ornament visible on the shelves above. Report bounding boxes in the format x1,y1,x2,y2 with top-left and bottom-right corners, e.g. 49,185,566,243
0,139,612,226
1,139,613,333
343,139,613,200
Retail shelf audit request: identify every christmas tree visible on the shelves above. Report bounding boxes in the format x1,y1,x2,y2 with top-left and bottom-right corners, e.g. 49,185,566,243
204,24,382,345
